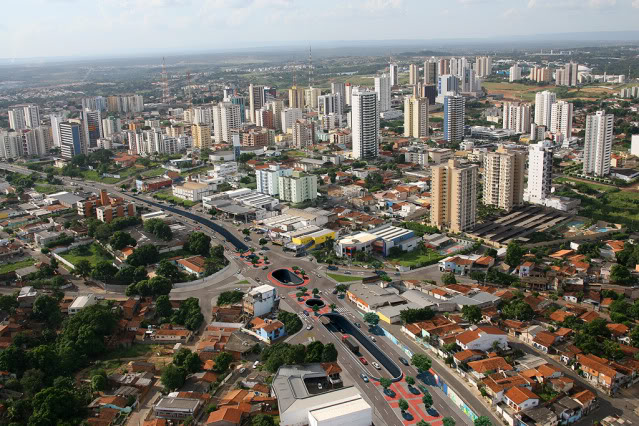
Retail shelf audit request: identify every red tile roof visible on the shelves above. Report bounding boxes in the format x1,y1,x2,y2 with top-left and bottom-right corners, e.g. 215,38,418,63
505,386,539,405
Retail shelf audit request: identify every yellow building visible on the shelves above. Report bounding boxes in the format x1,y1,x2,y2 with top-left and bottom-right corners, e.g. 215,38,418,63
291,229,336,250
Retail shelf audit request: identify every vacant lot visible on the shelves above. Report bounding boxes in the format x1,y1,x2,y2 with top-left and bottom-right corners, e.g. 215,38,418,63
153,190,198,208
326,273,363,283
387,247,444,268
0,257,35,274
483,82,618,102
61,243,113,267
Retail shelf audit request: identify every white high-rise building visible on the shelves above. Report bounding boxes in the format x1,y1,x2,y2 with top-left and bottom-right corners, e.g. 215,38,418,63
304,87,321,110
438,75,459,96
345,84,355,106
409,64,419,85
404,96,429,138
534,91,557,127
549,101,573,142
389,63,398,87
212,102,241,143
475,56,492,78
525,140,553,204
318,93,343,116
583,111,614,177
351,89,379,159
249,84,265,123
502,102,531,134
374,74,391,113
443,95,465,143
193,107,212,125
509,64,522,82
331,82,346,112
256,164,292,196
269,100,284,131
281,108,303,134
50,114,65,147
0,131,21,159
631,134,639,157
101,116,122,138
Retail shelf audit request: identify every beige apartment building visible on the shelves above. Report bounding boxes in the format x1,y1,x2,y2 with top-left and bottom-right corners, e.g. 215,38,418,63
431,159,478,233
404,96,429,138
483,147,526,211
191,124,211,149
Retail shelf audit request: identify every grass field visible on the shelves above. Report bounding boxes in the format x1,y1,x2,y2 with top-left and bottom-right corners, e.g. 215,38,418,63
153,190,198,208
0,257,35,274
61,243,113,267
34,184,67,194
326,273,363,282
483,81,618,102
554,177,617,193
387,247,444,268
141,167,166,177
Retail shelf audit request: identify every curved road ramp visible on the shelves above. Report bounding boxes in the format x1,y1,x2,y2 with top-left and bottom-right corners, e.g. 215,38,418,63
320,312,403,382
132,196,248,252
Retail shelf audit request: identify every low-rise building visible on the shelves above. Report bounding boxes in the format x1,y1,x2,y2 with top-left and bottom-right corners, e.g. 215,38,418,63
136,177,173,192
250,317,286,343
177,255,207,278
69,294,98,315
154,397,201,421
243,284,278,317
173,181,217,202
456,325,508,351
504,386,539,412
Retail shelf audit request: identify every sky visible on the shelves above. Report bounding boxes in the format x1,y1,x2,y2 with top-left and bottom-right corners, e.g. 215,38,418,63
3,0,639,59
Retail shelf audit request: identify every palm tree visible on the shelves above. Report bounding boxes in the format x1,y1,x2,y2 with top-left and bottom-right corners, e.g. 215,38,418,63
329,303,337,312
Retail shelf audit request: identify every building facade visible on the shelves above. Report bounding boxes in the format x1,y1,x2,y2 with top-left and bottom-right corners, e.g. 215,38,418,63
431,159,478,233
525,140,553,204
404,96,429,138
351,90,379,159
483,147,526,211
583,111,614,176
444,95,465,143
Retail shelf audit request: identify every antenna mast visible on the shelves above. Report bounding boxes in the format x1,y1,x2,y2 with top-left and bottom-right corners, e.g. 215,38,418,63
186,71,192,105
161,57,170,104
308,45,313,87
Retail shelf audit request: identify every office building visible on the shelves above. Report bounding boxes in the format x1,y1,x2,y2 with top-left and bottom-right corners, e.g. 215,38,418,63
424,60,438,85
431,159,478,233
389,63,398,86
212,102,241,143
278,171,318,203
304,87,321,110
82,109,102,149
289,85,304,109
374,74,391,112
475,56,492,78
257,164,292,196
534,90,556,127
502,102,531,134
249,84,265,123
60,122,84,159
281,108,303,133
549,100,573,142
509,64,522,82
443,95,465,143
409,64,418,85
228,95,246,123
583,111,614,176
404,96,429,138
438,74,459,96
351,89,379,159
191,124,211,149
525,140,553,204
293,120,316,149
483,147,526,211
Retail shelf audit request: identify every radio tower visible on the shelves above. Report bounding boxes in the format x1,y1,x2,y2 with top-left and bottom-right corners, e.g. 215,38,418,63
186,71,193,105
161,57,170,104
308,45,313,87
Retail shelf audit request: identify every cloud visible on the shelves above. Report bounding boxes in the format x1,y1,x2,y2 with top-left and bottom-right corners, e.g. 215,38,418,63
633,0,639,7
527,0,536,7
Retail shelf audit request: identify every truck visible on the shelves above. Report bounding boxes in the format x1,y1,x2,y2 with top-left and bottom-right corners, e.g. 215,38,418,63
342,335,359,353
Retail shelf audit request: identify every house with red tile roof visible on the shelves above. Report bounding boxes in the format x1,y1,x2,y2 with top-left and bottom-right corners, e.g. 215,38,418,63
571,390,596,414
177,255,207,278
467,357,513,379
577,353,625,394
532,331,559,353
456,325,508,351
205,406,244,425
549,310,575,323
504,387,540,412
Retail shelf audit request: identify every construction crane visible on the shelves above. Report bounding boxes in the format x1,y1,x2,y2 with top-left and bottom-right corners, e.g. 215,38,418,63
161,57,170,104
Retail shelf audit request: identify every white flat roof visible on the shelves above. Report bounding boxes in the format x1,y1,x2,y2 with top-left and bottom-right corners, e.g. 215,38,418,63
339,232,377,245
308,396,371,421
250,284,275,295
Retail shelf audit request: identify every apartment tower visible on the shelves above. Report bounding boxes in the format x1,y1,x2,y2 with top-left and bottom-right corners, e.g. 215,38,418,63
351,89,379,159
403,96,429,139
443,95,465,143
483,147,526,211
430,159,478,233
583,111,614,176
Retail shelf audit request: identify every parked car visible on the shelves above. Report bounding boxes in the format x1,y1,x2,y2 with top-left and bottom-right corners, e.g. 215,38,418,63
262,266,269,270
306,325,313,330
344,271,352,275
303,311,309,316
331,289,338,294
327,265,338,271
354,322,361,328
318,383,323,390
399,357,409,366
372,362,381,370
359,357,368,365
360,374,369,383
371,336,376,342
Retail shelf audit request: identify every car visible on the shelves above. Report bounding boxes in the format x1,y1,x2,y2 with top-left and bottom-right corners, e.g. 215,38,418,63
344,271,352,275
359,357,368,365
306,325,313,330
354,322,361,328
262,266,269,270
303,311,309,316
318,383,323,390
255,278,261,282
252,361,259,369
372,362,381,370
399,357,409,366
331,289,338,294
239,367,246,374
360,373,369,383
327,265,338,271
371,336,376,342
395,272,401,276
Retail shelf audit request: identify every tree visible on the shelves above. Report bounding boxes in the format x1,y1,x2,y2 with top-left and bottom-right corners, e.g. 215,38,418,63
174,348,202,373
441,272,457,284
115,265,148,285
156,295,173,317
443,418,456,426
400,307,435,324
501,299,535,321
321,343,338,362
252,414,276,426
20,368,46,396
109,230,137,250
417,421,430,426
312,288,319,297
610,264,637,285
505,241,525,268
259,238,268,246
156,259,183,282
144,218,173,241
363,312,380,328
335,284,349,294
127,244,160,267
398,398,409,413
214,352,233,373
474,416,492,426
422,392,433,409
329,303,337,312
379,377,392,392
91,374,107,392
461,305,482,325
184,232,211,256
90,260,119,283
411,354,432,373
74,259,92,277
32,295,62,327
217,290,244,306
405,376,415,386
161,364,186,390
243,228,251,236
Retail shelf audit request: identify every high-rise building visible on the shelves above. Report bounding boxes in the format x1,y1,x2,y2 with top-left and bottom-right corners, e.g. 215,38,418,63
82,109,102,149
529,66,551,83
318,93,342,116
351,89,379,159
631,134,639,157
423,61,438,85
502,102,531,134
8,105,39,130
278,171,318,203
191,124,211,149
49,114,65,147
304,87,321,110
331,82,346,111
529,123,547,142
228,95,246,123
430,159,478,233
409,64,418,86
256,164,292,196
255,107,274,129
0,131,21,160
559,62,578,87
583,110,614,176
249,84,265,123
345,83,354,106
483,147,526,211
438,75,459,96
534,90,557,127
60,122,84,159
281,108,303,133
374,74,391,112
293,120,316,149
389,63,398,87
403,96,429,138
509,64,522,82
193,107,212,125
443,95,465,143
438,59,450,76
475,56,492,78
241,127,270,147
549,101,573,142
212,102,241,143
450,57,469,78
289,85,304,109
460,68,478,93
269,100,284,131
525,140,553,204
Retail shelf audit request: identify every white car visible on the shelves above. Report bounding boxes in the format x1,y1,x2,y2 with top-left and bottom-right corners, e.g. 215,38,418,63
306,325,313,330
318,383,323,390
372,362,381,370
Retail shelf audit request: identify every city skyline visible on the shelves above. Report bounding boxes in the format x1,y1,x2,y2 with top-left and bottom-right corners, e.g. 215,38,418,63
3,0,639,59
